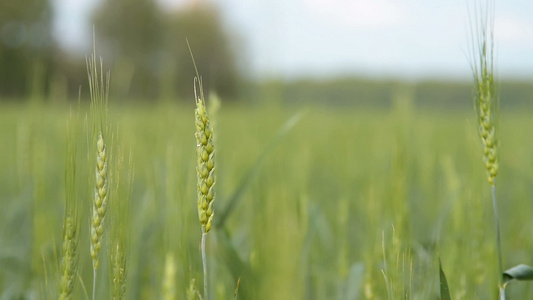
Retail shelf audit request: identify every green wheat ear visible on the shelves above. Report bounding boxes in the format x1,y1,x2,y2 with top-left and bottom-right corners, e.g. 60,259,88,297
195,78,216,234
475,66,498,186
471,5,499,186
87,34,111,300
59,213,79,300
109,145,132,300
59,109,80,300
91,133,108,268
470,3,506,298
111,242,127,299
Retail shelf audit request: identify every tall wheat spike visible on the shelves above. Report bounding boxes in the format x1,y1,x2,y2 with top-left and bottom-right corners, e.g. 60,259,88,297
109,145,132,300
471,2,498,187
469,1,504,298
90,133,108,271
189,39,216,300
59,214,79,300
59,109,80,300
87,35,110,300
195,79,216,235
194,76,216,300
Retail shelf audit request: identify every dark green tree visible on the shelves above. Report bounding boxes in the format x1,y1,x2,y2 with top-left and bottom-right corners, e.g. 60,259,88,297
164,3,241,101
93,0,164,100
92,0,242,101
0,0,54,98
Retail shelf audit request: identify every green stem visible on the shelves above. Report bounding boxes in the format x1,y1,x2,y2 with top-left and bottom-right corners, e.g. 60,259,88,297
491,183,504,299
499,286,506,300
92,264,96,300
202,232,208,300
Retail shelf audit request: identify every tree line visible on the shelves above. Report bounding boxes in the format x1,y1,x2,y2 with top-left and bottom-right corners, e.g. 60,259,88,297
0,0,241,102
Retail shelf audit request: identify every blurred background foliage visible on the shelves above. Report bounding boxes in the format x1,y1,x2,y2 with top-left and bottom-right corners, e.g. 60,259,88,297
1,0,532,107
0,0,54,98
0,0,242,103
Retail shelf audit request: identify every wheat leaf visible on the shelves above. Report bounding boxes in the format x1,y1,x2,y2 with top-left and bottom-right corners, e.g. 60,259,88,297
503,264,533,285
440,258,452,300
216,111,305,228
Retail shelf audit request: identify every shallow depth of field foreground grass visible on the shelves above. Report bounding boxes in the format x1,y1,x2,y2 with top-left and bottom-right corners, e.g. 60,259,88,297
1,100,533,299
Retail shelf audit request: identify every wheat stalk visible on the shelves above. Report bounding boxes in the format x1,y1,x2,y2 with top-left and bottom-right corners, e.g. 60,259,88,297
87,34,110,300
59,109,80,300
469,1,504,298
111,243,127,299
195,82,216,235
471,6,498,187
108,144,132,300
91,133,108,270
194,76,216,300
59,213,79,300
90,132,109,300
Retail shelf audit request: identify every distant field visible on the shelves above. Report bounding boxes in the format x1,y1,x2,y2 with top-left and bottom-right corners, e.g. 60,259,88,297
1,102,533,299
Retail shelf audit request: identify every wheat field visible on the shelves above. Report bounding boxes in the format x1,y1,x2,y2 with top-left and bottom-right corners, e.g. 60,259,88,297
1,96,533,299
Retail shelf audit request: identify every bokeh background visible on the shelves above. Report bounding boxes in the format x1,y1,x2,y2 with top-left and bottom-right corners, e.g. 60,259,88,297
2,0,533,299
2,0,533,104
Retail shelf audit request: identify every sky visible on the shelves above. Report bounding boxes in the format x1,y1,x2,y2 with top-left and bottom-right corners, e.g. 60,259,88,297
53,0,533,80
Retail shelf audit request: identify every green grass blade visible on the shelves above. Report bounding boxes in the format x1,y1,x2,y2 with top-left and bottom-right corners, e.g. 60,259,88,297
346,262,365,300
439,258,452,300
215,110,305,228
216,228,255,299
503,264,533,285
